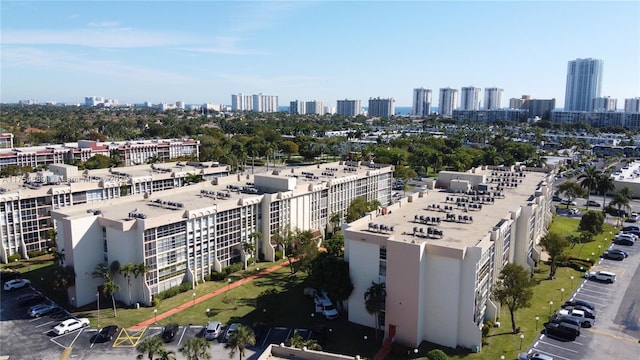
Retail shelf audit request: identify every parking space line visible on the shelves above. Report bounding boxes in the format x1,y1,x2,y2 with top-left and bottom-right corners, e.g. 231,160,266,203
35,320,56,328
113,327,148,348
533,349,572,360
177,326,187,345
536,339,579,352
577,287,611,296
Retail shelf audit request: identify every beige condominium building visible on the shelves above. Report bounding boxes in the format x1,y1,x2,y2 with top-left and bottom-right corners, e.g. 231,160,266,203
51,161,394,308
0,161,229,263
344,165,555,351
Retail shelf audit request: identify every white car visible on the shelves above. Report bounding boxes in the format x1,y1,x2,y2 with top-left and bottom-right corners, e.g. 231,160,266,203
52,318,90,335
3,278,31,291
314,291,339,320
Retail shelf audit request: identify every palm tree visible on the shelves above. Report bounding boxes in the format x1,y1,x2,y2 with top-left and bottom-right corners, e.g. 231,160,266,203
225,325,255,360
597,172,616,210
364,281,386,339
619,186,634,200
577,166,602,207
92,261,121,317
610,192,631,225
242,241,255,270
249,231,262,262
155,349,177,360
136,336,165,360
329,212,341,234
179,337,211,360
119,263,135,306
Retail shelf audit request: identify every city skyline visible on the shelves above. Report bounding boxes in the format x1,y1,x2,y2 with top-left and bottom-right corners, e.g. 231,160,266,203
1,1,638,107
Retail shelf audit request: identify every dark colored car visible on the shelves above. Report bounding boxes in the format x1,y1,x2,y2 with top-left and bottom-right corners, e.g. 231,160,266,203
91,325,119,343
552,195,563,202
0,270,21,284
545,322,580,341
563,299,595,311
17,291,45,306
614,237,635,246
161,323,180,343
603,250,626,261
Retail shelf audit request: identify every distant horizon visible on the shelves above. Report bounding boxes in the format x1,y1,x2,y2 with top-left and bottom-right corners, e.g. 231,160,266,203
1,2,638,106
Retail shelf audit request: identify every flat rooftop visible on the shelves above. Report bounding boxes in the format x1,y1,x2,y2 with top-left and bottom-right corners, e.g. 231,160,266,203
613,160,640,184
349,167,550,250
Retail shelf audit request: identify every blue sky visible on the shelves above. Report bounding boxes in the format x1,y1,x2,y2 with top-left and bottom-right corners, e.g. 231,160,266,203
1,0,639,108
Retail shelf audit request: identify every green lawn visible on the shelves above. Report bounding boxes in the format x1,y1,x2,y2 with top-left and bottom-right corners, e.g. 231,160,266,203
11,216,618,359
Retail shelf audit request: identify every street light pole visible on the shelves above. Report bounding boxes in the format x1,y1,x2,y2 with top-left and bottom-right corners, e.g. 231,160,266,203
570,275,574,289
535,316,539,331
548,301,554,316
519,334,525,349
154,308,157,324
192,292,196,306
96,292,100,327
560,288,565,302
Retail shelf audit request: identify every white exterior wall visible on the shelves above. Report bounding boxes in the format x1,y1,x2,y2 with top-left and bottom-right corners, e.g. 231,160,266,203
345,232,383,329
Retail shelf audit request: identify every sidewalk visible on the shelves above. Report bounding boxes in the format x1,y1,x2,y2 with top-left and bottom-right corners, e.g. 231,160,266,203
130,260,293,330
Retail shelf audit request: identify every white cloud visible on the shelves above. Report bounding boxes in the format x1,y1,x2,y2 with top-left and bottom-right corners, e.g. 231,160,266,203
88,21,121,28
180,36,267,55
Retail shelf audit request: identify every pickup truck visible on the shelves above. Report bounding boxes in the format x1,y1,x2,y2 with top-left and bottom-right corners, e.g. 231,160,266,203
557,309,595,327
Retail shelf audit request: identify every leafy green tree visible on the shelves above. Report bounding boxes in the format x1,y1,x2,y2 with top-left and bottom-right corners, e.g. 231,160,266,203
539,232,570,279
578,210,605,236
85,154,112,169
308,252,353,310
324,231,344,258
329,212,342,234
346,197,380,222
179,337,211,360
492,263,534,334
225,325,255,360
136,336,165,360
557,181,586,208
364,281,386,338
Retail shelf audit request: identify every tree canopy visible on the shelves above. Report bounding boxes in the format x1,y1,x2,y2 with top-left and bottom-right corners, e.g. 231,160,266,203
492,263,534,333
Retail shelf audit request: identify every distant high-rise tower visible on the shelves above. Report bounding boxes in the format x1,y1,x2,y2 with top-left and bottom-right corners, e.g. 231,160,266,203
438,88,458,117
484,88,503,110
290,100,306,114
412,88,432,117
368,97,395,117
624,98,640,113
460,86,481,110
564,58,603,111
336,99,361,116
305,100,323,115
592,96,617,112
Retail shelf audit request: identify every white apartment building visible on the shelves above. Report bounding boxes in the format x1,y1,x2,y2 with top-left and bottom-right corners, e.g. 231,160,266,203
305,100,323,115
564,58,603,111
592,96,617,112
231,93,252,111
484,88,503,110
624,98,640,113
412,88,432,117
461,86,481,110
52,160,394,308
289,100,306,115
252,94,279,113
0,162,230,263
438,88,458,117
344,165,554,351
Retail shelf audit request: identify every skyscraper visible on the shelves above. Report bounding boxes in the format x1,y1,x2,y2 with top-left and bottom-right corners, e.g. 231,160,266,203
368,97,395,117
438,88,458,117
592,97,617,112
564,58,603,111
336,99,361,116
624,98,640,113
412,88,432,117
460,86,481,110
290,100,306,114
305,100,323,115
484,88,503,110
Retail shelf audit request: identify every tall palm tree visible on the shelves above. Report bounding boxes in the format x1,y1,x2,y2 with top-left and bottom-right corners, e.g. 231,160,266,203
597,171,615,210
225,325,255,360
179,337,211,360
92,261,121,317
619,186,634,200
119,263,135,306
242,241,255,270
136,336,165,360
249,231,262,262
610,192,631,226
364,281,386,339
577,166,602,207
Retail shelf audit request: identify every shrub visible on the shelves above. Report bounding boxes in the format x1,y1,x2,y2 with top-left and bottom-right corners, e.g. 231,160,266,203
152,298,160,307
7,253,22,262
222,262,243,275
210,271,225,281
426,349,449,360
203,274,211,282
274,251,283,261
27,249,47,258
178,282,192,293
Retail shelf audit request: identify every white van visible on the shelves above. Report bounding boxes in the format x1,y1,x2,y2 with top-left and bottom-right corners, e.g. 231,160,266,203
585,270,616,283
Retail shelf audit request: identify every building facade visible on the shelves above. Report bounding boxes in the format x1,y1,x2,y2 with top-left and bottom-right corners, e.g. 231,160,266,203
231,93,252,111
305,100,323,115
412,88,432,117
251,94,279,113
344,165,555,351
289,100,306,115
368,97,395,117
460,86,481,110
592,96,617,112
484,88,503,110
521,99,556,118
438,88,458,117
336,99,362,117
625,98,640,113
564,58,603,111
52,161,394,308
0,161,229,263
452,109,528,123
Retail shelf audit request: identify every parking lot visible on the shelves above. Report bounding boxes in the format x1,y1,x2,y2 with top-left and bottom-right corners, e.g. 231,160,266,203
522,232,640,360
0,283,329,359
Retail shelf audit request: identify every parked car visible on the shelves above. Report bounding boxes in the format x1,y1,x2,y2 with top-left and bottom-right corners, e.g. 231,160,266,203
552,195,563,202
560,200,577,206
204,321,222,340
518,352,554,360
603,249,627,261
626,213,640,223
3,278,31,291
17,291,45,306
320,300,339,320
584,270,616,283
0,270,21,284
224,322,241,342
622,225,640,232
161,323,180,343
564,305,595,319
557,309,594,327
563,299,595,311
52,318,90,335
614,237,635,246
585,200,601,207
91,325,119,343
29,302,58,317
545,322,580,341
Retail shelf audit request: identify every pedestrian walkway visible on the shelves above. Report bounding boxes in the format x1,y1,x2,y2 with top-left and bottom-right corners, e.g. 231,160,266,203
130,260,293,330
